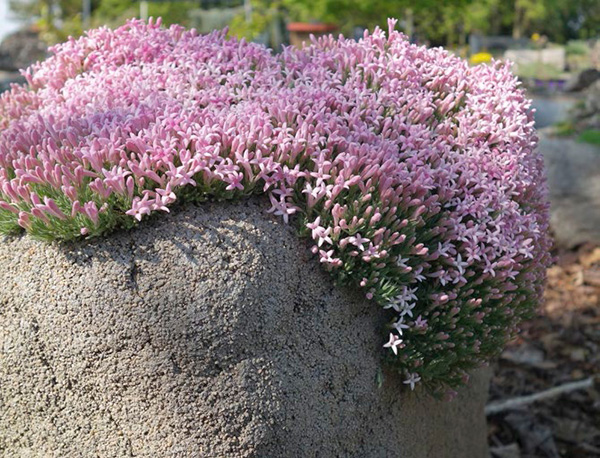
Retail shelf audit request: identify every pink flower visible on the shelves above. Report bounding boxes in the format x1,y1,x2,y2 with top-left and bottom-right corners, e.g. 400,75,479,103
319,249,341,267
0,18,551,392
267,194,297,224
225,172,244,191
348,233,370,251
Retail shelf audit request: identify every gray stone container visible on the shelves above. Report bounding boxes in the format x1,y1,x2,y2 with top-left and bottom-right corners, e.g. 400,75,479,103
0,199,490,457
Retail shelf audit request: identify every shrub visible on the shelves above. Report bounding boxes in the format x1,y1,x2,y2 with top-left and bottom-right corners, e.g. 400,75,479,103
0,18,551,394
565,40,589,57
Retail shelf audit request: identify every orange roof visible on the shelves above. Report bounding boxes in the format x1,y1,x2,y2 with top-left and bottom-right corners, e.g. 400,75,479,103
287,22,337,33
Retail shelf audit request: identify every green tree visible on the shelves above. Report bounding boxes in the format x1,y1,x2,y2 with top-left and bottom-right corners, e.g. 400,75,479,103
9,0,91,42
9,0,197,44
10,0,599,46
229,0,477,44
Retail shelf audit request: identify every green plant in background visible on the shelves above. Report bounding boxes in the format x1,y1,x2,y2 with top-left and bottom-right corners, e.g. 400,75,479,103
578,130,600,146
553,121,577,137
8,0,600,48
9,0,87,43
94,0,195,29
553,99,600,141
9,0,196,44
513,62,564,80
565,40,590,56
38,13,84,44
228,0,479,46
228,0,282,42
227,0,342,41
565,39,592,72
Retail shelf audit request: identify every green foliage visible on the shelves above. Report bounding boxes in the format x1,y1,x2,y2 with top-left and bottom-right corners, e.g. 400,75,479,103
7,0,600,51
566,40,590,56
39,13,84,43
228,0,282,40
513,62,564,79
230,0,475,44
92,0,137,26
578,130,600,146
9,0,90,43
92,0,196,30
9,0,196,44
553,121,577,137
229,0,598,48
552,125,600,145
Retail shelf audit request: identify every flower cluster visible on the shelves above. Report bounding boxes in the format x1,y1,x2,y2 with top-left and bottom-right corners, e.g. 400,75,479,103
0,18,551,392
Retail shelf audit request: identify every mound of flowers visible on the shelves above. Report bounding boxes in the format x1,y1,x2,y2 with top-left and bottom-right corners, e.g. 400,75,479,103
0,18,551,394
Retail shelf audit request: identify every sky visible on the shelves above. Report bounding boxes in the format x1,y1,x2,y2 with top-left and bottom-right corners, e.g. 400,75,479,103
0,0,22,43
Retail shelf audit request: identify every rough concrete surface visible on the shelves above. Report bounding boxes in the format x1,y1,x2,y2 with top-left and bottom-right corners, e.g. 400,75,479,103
540,131,600,248
0,198,491,457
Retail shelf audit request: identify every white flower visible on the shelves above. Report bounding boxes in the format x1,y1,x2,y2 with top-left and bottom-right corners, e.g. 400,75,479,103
454,253,469,276
383,333,403,355
383,298,400,311
396,256,412,272
403,372,421,390
400,302,416,318
392,317,410,335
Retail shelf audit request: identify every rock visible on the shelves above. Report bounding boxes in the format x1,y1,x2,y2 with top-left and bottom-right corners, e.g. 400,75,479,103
552,417,600,444
504,48,566,73
0,71,26,94
572,80,600,130
540,130,600,248
504,411,559,458
530,95,579,129
0,199,491,457
565,69,600,92
501,344,556,370
490,443,521,458
0,29,47,72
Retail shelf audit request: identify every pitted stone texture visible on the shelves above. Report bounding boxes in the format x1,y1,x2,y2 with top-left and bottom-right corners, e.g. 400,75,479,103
0,199,490,457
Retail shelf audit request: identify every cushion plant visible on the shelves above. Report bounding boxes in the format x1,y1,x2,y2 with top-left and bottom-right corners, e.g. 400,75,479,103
0,18,551,394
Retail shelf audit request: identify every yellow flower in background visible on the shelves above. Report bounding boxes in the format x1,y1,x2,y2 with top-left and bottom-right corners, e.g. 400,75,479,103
532,33,541,42
469,52,493,66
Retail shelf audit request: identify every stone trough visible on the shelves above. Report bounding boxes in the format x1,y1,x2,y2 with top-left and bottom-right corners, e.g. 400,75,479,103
0,199,490,457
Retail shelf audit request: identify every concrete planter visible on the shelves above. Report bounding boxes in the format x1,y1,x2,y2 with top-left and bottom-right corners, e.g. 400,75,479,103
0,199,490,457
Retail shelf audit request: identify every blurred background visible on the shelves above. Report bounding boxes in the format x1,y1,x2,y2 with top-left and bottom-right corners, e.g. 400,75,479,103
0,1,600,457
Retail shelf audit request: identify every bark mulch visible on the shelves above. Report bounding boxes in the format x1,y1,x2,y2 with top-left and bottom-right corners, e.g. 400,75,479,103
488,244,600,458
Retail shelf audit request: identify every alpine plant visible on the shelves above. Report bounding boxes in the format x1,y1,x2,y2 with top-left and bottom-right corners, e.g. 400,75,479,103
0,18,551,394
